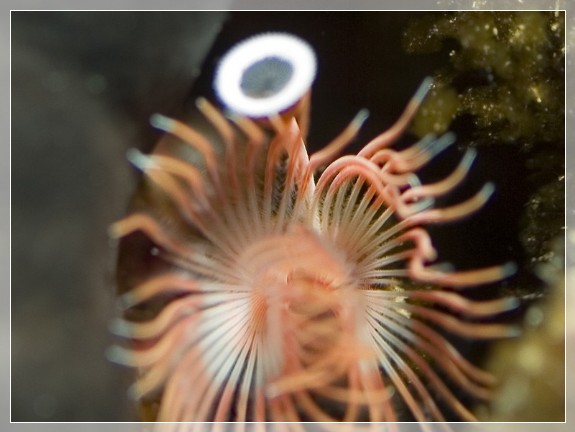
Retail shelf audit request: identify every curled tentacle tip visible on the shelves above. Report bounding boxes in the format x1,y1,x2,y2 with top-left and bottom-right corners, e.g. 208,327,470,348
127,384,143,401
424,132,455,160
223,109,241,122
423,132,438,141
150,113,175,132
107,222,124,239
354,108,370,127
462,147,478,165
421,75,434,87
109,318,133,337
117,292,137,309
126,148,152,171
480,181,496,200
105,345,129,365
503,297,521,311
404,196,435,215
440,131,456,146
414,76,434,103
195,97,207,108
501,261,518,278
406,174,422,188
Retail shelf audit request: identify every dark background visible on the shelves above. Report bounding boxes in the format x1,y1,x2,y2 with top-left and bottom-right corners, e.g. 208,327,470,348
11,11,526,422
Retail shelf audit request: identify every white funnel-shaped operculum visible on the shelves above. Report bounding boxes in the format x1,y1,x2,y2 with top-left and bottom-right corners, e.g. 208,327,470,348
214,32,317,119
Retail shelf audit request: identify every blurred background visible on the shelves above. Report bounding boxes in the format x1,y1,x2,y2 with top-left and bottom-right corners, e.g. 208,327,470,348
11,11,228,421
11,11,563,422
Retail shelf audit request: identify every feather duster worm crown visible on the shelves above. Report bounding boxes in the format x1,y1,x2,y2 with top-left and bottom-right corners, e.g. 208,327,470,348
109,33,518,425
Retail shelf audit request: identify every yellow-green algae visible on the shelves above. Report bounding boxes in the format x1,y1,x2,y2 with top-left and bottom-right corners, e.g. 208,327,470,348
404,12,564,147
404,11,564,272
478,237,565,422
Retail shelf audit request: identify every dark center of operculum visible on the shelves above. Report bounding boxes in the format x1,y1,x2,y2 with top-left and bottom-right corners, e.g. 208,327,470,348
240,56,294,99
